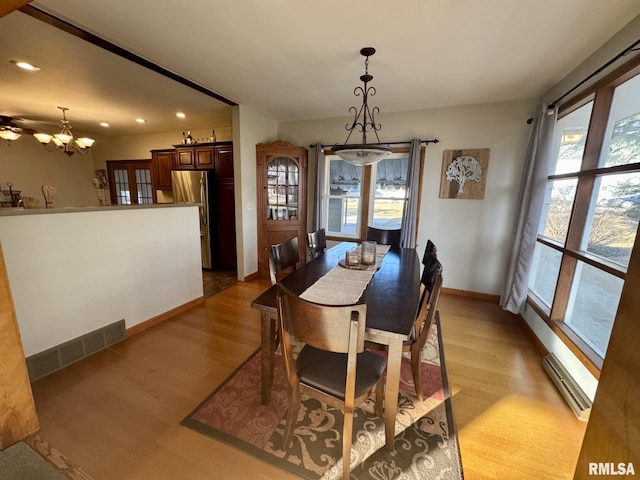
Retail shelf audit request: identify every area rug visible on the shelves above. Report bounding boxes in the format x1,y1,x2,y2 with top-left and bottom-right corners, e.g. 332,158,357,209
181,316,463,479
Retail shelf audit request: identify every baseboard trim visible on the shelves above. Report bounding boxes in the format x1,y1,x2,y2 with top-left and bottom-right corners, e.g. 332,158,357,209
441,287,500,303
126,296,204,336
243,271,260,282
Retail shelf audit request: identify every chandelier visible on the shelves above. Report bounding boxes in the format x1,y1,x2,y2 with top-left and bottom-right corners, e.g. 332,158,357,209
33,107,95,156
332,47,392,166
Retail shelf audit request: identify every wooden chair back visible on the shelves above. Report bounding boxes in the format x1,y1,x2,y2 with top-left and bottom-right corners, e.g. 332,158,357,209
422,239,437,265
306,228,327,260
365,226,401,248
269,236,300,285
414,260,443,353
419,252,440,310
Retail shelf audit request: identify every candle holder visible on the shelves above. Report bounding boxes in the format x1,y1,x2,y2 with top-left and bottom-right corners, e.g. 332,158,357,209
361,241,377,265
345,248,360,267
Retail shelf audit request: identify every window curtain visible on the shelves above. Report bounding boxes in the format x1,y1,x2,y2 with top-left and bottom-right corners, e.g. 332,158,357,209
501,104,558,314
312,143,325,231
400,138,421,248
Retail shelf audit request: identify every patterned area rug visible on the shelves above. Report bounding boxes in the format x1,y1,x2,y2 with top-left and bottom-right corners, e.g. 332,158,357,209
181,317,463,479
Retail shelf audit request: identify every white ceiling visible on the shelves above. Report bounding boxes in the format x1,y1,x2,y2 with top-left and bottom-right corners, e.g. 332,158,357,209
2,0,640,138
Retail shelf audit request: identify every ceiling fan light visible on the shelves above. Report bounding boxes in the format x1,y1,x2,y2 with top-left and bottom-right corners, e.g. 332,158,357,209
0,130,21,141
33,132,52,144
332,144,393,166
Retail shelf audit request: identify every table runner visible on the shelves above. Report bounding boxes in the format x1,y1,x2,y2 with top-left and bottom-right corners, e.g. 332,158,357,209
299,245,391,305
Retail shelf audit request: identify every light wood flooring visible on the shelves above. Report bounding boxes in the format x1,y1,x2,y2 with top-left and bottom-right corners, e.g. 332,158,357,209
29,278,586,479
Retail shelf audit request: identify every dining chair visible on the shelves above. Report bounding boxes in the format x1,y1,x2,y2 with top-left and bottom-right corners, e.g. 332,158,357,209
408,260,443,401
422,239,438,265
419,251,440,311
306,228,327,260
365,258,443,402
365,226,401,248
276,283,387,480
269,236,300,285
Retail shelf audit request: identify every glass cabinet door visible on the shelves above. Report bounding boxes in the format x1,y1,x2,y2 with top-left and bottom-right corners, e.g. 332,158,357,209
266,156,299,221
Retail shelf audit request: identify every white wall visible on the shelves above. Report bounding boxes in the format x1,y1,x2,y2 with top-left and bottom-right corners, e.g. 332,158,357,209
0,205,202,356
0,134,98,208
232,105,278,280
279,99,536,295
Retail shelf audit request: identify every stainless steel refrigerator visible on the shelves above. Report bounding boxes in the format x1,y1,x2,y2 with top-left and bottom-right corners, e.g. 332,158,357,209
172,170,216,269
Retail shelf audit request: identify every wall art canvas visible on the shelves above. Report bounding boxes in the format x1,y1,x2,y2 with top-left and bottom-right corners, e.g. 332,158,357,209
439,148,490,199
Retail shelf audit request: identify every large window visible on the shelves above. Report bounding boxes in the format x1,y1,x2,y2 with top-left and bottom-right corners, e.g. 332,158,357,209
529,63,640,369
323,151,414,238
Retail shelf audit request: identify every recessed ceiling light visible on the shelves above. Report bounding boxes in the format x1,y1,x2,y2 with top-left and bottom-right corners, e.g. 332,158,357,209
100,122,110,127
10,60,41,71
176,112,186,118
135,118,146,123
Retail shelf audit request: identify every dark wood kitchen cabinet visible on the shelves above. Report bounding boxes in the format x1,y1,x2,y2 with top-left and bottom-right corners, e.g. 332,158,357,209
174,145,213,169
151,148,174,191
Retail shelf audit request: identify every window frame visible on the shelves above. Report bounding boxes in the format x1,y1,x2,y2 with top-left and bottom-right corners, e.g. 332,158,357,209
321,146,424,242
527,55,640,376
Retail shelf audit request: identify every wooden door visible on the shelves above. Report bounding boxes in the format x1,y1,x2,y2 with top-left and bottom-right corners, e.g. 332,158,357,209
0,242,39,449
107,160,156,205
256,140,307,277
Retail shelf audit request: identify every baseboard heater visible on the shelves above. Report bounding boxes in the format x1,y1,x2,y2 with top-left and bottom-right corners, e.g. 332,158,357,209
542,353,592,422
26,319,126,382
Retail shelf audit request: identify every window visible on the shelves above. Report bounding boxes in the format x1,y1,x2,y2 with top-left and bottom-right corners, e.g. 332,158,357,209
323,150,417,239
529,61,640,369
106,160,155,205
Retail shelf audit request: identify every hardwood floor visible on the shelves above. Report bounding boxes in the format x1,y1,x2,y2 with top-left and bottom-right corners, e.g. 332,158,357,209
30,278,586,479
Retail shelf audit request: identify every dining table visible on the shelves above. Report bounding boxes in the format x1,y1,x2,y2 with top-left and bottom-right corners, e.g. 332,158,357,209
251,241,420,450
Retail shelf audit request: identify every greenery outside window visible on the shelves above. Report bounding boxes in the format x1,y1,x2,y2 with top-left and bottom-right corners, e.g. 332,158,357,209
528,60,640,371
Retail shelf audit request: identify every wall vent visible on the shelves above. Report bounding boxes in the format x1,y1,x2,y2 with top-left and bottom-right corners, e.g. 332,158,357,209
542,353,592,422
26,319,126,382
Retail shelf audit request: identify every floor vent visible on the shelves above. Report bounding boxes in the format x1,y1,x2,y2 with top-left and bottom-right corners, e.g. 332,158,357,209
26,320,126,382
542,353,591,422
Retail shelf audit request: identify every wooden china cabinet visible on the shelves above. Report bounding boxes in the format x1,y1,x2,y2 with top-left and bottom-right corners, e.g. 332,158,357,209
256,140,308,277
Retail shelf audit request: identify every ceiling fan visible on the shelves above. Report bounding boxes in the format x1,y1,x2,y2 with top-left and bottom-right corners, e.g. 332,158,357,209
0,115,38,140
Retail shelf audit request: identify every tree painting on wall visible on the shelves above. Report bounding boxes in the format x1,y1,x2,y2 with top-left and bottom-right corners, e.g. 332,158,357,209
439,148,490,199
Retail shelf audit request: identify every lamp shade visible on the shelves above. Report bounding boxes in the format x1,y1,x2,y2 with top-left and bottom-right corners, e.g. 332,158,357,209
332,144,393,166
76,137,95,148
0,130,21,141
33,132,52,144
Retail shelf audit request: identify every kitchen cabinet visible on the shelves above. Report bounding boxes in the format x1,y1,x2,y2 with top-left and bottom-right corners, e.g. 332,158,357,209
256,140,307,277
173,141,232,170
151,148,174,191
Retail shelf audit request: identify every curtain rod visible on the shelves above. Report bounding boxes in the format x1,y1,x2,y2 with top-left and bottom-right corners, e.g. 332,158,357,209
310,139,439,148
527,38,640,124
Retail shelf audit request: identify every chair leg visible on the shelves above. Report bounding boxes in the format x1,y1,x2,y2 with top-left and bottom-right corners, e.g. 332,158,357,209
282,387,300,450
342,407,354,480
374,373,385,417
411,348,423,402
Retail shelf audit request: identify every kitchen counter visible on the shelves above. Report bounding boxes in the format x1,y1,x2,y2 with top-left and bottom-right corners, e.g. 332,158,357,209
0,203,196,216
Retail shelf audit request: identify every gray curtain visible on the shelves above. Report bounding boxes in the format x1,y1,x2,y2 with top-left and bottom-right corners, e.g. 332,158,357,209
501,104,557,313
312,143,325,231
400,138,421,248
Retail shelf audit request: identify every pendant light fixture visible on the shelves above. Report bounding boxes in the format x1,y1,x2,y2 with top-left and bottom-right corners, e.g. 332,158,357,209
332,47,393,166
33,107,95,156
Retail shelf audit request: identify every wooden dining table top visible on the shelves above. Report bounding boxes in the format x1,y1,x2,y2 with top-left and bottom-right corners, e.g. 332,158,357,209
251,242,421,340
